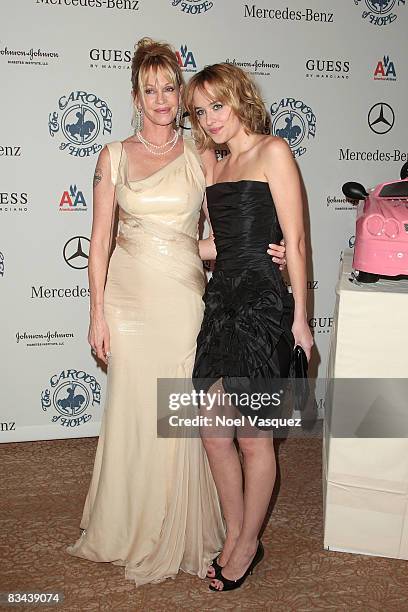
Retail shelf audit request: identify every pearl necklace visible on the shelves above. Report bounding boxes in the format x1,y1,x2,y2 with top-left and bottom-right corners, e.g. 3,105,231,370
136,130,179,156
137,129,178,148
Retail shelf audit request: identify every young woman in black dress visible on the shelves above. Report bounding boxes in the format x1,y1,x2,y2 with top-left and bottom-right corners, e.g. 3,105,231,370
185,63,313,592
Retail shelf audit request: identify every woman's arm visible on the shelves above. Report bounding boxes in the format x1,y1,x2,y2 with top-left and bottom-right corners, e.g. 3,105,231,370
199,192,217,261
198,148,217,261
264,137,313,358
88,146,117,363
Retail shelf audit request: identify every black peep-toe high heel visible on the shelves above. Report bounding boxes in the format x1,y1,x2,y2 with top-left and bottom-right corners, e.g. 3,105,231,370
207,556,223,579
209,541,264,593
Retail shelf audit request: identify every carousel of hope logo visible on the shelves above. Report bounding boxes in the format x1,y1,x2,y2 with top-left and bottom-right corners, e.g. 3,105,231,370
48,90,113,157
270,97,317,158
354,0,405,26
41,368,101,428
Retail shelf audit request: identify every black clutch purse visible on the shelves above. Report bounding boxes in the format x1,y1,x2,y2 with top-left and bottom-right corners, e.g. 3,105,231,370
291,345,309,411
293,344,308,378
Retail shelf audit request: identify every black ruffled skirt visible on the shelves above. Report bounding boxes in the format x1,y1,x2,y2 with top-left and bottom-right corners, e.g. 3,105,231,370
193,268,295,423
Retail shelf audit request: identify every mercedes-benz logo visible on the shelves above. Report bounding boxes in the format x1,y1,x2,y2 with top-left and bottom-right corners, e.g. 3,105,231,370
63,236,90,269
368,102,395,135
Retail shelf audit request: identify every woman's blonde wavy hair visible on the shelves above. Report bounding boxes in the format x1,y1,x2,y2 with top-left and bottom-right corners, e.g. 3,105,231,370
131,37,184,100
184,63,268,150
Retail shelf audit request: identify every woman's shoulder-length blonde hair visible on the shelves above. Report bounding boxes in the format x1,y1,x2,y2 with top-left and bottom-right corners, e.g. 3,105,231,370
184,62,268,150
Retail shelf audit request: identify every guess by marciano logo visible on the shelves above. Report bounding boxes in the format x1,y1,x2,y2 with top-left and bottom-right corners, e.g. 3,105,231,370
41,369,101,428
309,316,333,334
89,48,131,70
0,192,28,213
48,90,112,157
305,59,350,80
170,0,214,14
270,98,317,158
354,0,405,26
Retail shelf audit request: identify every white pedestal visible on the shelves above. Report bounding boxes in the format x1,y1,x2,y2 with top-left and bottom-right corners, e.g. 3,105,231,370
323,251,408,560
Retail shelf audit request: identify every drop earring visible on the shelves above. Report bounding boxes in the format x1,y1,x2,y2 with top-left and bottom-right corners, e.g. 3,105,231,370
132,107,144,133
175,105,183,130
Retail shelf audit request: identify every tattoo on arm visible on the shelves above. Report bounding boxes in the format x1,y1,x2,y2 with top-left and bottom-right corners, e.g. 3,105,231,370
93,167,103,187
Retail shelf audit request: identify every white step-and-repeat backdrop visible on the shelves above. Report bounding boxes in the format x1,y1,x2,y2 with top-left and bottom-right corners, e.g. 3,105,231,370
1,0,407,441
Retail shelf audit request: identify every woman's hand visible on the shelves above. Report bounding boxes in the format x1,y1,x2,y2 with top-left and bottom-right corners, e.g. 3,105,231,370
267,239,286,270
291,318,313,361
88,312,111,365
199,234,217,261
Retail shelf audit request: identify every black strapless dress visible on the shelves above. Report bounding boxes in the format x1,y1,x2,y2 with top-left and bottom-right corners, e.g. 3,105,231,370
193,180,295,420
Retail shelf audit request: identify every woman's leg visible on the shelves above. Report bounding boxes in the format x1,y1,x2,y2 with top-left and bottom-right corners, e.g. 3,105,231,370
201,436,244,567
200,380,244,572
210,434,276,590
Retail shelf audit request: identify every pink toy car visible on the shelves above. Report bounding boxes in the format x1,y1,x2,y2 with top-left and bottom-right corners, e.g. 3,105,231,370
342,162,408,283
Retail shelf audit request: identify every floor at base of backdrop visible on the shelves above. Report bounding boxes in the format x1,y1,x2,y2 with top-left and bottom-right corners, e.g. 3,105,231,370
1,431,407,612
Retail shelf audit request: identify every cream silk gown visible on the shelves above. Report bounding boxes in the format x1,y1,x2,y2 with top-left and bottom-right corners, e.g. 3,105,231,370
67,136,225,586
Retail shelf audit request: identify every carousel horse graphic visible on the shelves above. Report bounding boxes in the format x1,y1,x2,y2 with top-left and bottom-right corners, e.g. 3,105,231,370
369,0,392,10
56,384,86,415
275,114,302,146
66,110,95,142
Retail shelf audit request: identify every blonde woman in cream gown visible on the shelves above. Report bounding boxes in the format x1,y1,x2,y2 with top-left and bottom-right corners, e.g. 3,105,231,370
67,134,226,586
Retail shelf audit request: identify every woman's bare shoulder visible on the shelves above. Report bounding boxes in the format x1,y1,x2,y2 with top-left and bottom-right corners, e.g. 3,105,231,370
260,135,291,158
199,146,216,163
199,147,218,179
122,135,135,144
96,145,111,166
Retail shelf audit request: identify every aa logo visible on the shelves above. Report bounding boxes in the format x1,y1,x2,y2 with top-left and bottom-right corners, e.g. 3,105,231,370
176,45,197,72
374,55,397,80
59,185,87,211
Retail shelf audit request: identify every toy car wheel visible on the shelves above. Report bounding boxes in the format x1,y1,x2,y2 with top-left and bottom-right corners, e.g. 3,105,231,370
356,270,379,283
